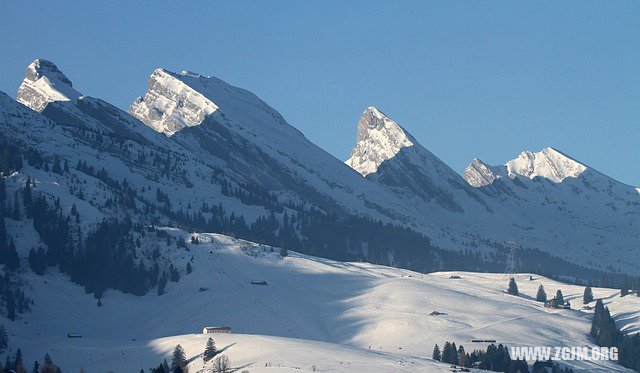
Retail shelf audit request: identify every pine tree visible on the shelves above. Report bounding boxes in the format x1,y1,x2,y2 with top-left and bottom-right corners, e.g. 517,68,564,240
32,361,39,373
186,262,192,274
0,211,6,264
22,177,33,218
204,337,217,361
555,289,564,305
0,324,8,349
507,278,519,296
12,191,20,219
157,272,168,295
6,240,19,270
0,176,6,204
279,247,288,257
621,275,629,297
6,291,16,321
583,286,594,304
590,299,605,337
457,345,467,367
29,247,46,275
442,342,452,363
450,342,458,365
169,264,180,282
14,348,23,369
170,344,186,370
432,344,441,361
536,284,546,302
52,156,62,174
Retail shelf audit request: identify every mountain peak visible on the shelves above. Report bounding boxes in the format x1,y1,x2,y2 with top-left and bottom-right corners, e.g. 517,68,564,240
507,147,587,182
26,59,73,86
464,158,501,187
345,106,415,176
128,68,219,136
17,59,81,112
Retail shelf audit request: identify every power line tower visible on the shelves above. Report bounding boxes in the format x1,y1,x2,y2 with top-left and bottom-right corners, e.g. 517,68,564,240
504,241,518,279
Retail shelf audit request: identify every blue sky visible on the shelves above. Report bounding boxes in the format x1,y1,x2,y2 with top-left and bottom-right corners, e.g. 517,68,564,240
1,1,638,185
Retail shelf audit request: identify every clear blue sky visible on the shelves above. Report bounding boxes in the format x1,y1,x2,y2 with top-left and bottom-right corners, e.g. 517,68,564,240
1,1,638,185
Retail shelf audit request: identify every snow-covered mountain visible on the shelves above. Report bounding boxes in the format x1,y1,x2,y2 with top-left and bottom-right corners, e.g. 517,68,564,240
2,57,640,371
128,68,417,219
346,106,491,214
464,148,640,273
2,58,639,288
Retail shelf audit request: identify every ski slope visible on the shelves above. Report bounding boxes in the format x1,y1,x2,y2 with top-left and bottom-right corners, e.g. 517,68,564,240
5,231,639,372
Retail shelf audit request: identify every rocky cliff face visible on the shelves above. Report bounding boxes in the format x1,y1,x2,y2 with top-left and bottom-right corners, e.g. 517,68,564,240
128,69,219,136
17,59,81,112
346,106,415,177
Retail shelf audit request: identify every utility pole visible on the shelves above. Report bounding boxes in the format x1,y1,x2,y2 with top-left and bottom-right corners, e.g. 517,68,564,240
505,241,517,279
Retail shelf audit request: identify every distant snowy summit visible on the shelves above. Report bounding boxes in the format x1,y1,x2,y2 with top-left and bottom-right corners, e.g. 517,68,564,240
464,147,588,187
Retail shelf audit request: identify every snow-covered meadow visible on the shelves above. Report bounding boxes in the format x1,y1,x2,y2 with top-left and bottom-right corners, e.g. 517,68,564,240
4,231,638,372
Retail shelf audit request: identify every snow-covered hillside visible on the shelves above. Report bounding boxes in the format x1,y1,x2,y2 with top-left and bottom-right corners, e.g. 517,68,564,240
4,231,638,372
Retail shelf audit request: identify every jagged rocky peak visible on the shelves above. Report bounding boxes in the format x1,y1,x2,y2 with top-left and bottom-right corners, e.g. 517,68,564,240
129,68,219,136
345,106,415,176
17,59,81,112
130,67,292,138
464,158,500,187
506,147,587,182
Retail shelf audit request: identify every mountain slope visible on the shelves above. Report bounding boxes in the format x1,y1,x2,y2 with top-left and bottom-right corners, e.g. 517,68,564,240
5,230,637,372
464,148,640,273
128,69,416,219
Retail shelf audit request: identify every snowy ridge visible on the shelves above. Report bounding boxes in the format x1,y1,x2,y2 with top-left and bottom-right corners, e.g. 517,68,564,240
16,59,81,112
506,147,588,183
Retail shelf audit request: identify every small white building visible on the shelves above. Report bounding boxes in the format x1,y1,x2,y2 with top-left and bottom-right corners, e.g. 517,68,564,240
203,326,231,334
